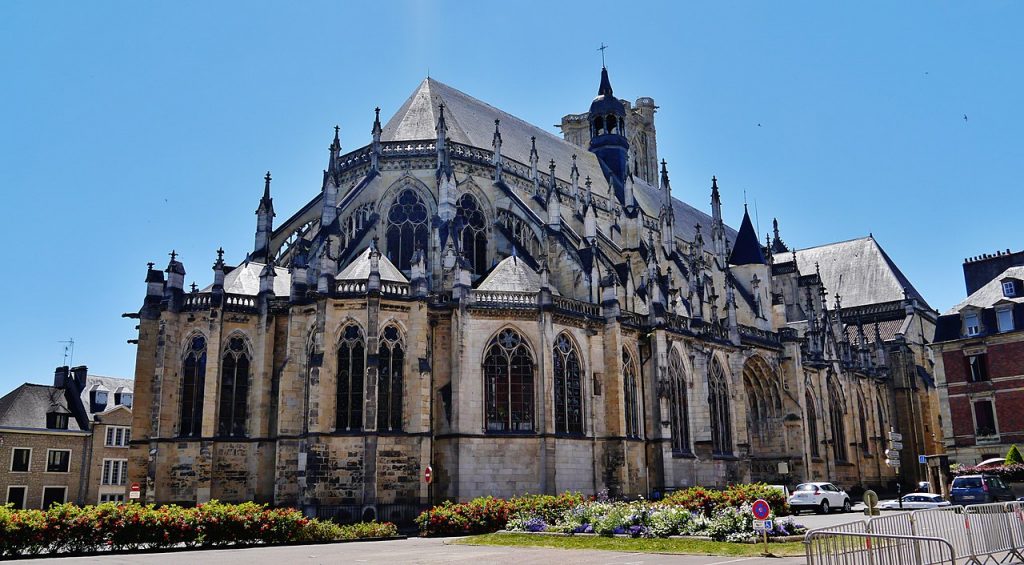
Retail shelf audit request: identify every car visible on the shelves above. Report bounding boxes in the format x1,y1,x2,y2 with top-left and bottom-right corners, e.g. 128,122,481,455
788,482,852,514
878,493,950,510
949,475,1015,505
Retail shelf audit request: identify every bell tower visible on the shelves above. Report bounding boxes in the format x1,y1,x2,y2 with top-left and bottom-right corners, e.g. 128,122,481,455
587,66,630,196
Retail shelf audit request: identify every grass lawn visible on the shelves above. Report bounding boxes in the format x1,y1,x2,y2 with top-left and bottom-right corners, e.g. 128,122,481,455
453,533,806,557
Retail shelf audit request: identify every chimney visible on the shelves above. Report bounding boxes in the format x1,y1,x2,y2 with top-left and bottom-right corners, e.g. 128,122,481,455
53,366,69,388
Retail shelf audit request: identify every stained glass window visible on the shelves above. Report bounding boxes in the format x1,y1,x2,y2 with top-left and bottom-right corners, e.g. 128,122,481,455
669,350,690,454
386,189,429,271
217,336,250,437
828,379,847,462
337,324,365,431
455,193,487,275
709,358,732,455
806,390,820,458
484,329,534,432
377,325,404,432
179,335,207,437
553,334,583,435
623,349,641,438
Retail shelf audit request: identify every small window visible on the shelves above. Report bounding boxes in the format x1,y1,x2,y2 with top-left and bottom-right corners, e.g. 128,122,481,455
41,486,66,509
46,449,71,473
1003,281,1016,297
99,493,125,504
116,392,133,407
6,486,26,510
996,308,1014,333
966,354,989,382
105,426,131,447
973,400,997,437
90,389,108,412
46,412,69,430
10,448,30,472
964,312,981,336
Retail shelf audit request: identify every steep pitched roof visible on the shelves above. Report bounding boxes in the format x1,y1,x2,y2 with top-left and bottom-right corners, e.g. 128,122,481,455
947,265,1024,314
200,262,291,296
81,375,134,417
728,207,766,265
794,236,928,310
0,383,88,431
336,247,408,283
476,255,557,294
380,78,736,250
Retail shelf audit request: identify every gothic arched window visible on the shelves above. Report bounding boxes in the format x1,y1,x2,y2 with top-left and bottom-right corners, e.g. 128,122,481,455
553,333,583,435
623,349,641,439
217,335,250,437
857,389,870,454
709,357,732,455
377,324,404,432
455,193,488,275
806,389,820,458
179,335,207,437
484,329,534,432
337,324,366,431
828,378,848,462
669,350,691,454
386,189,429,271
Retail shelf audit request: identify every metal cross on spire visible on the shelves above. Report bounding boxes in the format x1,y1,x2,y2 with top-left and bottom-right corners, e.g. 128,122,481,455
598,43,608,67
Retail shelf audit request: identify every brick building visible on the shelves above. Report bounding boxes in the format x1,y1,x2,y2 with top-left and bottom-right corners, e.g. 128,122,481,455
0,367,133,508
934,259,1024,465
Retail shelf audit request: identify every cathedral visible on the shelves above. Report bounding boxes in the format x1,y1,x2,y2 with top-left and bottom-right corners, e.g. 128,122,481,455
126,67,943,522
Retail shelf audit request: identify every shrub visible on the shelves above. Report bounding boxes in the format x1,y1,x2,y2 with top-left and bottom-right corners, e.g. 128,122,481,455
414,492,583,536
0,501,394,557
1007,445,1024,466
955,463,1024,482
663,483,789,517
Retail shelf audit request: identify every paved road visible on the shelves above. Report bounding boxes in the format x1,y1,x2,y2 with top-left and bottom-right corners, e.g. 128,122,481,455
26,537,805,565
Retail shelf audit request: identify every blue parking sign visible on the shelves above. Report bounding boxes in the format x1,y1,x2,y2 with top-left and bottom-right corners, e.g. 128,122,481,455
918,455,927,464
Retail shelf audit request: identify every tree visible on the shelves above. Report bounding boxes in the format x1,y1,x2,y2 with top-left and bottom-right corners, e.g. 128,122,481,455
1006,444,1024,465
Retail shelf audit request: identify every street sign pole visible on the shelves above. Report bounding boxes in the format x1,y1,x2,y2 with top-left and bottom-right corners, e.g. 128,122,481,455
889,427,902,510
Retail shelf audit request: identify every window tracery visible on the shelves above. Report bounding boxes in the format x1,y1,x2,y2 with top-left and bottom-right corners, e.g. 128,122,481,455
496,209,541,258
386,189,429,271
623,349,640,439
455,193,488,275
828,378,847,462
217,336,250,437
377,324,404,432
553,334,583,435
806,389,820,457
179,335,207,437
708,357,732,455
337,324,365,431
669,350,690,454
484,329,534,432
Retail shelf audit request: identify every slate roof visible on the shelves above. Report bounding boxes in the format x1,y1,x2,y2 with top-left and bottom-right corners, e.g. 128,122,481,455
336,247,409,283
200,262,291,296
728,207,766,265
476,255,557,294
947,266,1024,314
0,383,88,431
81,375,134,417
380,78,737,250
794,236,928,310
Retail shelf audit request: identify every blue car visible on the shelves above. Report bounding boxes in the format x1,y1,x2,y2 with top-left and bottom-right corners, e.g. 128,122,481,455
949,475,1015,505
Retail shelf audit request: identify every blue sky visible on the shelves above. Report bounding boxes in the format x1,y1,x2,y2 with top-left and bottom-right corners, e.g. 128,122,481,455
1,1,1021,390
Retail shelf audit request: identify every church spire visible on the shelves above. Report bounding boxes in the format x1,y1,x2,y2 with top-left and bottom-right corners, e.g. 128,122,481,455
598,65,614,97
321,128,340,229
728,204,766,266
588,64,629,192
770,217,790,254
529,136,540,195
436,103,451,178
710,176,727,264
547,159,560,230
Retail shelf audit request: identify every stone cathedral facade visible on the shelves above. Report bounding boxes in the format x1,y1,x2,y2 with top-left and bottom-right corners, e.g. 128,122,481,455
127,67,943,520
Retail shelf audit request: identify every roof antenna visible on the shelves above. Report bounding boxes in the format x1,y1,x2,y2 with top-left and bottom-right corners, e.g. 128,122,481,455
754,199,760,237
59,338,75,367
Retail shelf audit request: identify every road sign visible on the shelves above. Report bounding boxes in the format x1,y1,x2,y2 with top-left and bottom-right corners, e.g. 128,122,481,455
889,431,903,442
424,465,433,484
919,454,927,464
885,449,900,458
890,441,904,451
753,519,767,533
752,498,771,520
885,458,901,468
129,482,141,500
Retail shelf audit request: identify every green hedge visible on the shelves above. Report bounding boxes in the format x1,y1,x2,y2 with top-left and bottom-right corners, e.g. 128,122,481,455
0,500,397,557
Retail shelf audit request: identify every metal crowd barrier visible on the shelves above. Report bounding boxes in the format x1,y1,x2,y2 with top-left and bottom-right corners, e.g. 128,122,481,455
805,531,956,565
805,501,1024,565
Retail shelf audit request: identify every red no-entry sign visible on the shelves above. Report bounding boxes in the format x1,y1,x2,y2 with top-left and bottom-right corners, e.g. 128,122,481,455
424,465,433,484
752,498,771,520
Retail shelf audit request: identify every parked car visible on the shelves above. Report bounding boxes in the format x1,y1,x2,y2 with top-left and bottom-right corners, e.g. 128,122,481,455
788,482,852,514
949,475,1015,505
878,493,950,510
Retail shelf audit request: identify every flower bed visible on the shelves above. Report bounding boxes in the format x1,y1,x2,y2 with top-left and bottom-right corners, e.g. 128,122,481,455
504,499,804,542
663,483,789,517
0,500,398,557
415,492,584,536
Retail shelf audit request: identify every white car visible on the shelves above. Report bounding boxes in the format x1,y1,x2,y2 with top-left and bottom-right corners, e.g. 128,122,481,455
788,482,852,514
878,493,951,510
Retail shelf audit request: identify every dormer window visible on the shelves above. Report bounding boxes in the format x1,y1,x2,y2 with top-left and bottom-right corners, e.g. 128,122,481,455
996,306,1014,332
1003,280,1018,297
90,389,108,413
964,312,981,336
114,391,133,407
46,411,69,430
